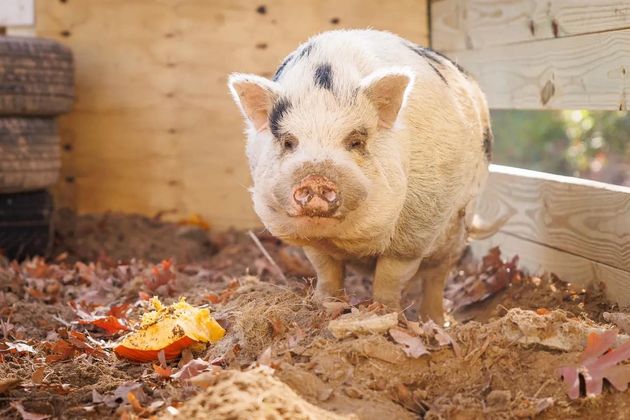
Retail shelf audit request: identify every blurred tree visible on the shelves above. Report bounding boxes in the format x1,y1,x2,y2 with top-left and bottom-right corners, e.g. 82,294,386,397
490,110,630,186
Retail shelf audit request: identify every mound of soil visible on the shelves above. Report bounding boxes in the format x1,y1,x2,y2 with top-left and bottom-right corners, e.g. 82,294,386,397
1,212,628,419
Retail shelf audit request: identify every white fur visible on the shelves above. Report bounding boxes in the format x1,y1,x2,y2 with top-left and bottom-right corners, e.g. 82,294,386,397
229,29,491,320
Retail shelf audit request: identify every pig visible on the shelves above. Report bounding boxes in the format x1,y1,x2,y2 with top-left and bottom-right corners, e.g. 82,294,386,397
228,29,494,324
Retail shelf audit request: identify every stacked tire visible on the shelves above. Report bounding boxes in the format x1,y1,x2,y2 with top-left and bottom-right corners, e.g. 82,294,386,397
0,36,74,260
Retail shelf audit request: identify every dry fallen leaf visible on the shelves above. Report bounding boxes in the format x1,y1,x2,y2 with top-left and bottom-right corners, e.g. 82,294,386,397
78,315,128,335
603,312,630,335
559,330,630,399
389,327,428,358
328,311,398,338
127,391,145,414
153,364,174,378
5,341,36,354
31,367,46,385
322,301,350,318
10,401,49,420
446,247,520,311
171,358,212,381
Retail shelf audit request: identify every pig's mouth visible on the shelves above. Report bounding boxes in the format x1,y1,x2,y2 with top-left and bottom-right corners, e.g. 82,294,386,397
287,213,345,221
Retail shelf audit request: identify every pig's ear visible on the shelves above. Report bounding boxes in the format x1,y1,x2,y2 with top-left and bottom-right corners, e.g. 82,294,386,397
360,68,415,129
228,73,281,132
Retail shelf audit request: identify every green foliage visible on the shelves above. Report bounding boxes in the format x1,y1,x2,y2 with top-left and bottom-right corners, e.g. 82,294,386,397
490,110,630,186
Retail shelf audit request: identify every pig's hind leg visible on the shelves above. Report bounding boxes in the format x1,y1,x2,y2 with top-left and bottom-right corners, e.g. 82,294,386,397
303,246,345,299
416,258,453,325
373,256,422,311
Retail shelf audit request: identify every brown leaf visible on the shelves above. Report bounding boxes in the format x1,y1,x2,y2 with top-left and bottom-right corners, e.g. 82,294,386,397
31,367,46,385
171,358,212,381
446,247,520,311
389,327,428,358
108,303,131,319
206,293,221,304
78,316,128,335
153,364,173,378
127,391,145,414
322,301,350,318
269,316,285,337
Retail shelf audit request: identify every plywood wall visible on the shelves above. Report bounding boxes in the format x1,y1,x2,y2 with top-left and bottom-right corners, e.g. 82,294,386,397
35,0,428,228
431,0,630,110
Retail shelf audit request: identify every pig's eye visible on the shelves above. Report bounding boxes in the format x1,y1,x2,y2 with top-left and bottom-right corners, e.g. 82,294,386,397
279,134,298,152
344,129,368,151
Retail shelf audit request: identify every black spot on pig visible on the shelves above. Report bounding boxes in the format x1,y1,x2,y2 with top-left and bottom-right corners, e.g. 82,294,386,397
406,44,447,84
273,53,294,81
330,17,340,25
298,43,314,59
427,62,447,84
483,127,493,161
256,5,267,15
314,63,333,90
427,48,470,76
407,43,469,78
269,98,291,138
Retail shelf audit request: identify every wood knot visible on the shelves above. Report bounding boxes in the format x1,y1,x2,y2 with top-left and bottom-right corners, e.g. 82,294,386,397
551,19,560,38
540,80,555,105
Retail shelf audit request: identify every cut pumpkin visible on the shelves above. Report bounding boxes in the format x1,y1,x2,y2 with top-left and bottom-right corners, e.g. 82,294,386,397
114,297,225,362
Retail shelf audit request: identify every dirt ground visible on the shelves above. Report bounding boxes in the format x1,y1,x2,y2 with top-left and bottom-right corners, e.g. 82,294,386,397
1,211,629,419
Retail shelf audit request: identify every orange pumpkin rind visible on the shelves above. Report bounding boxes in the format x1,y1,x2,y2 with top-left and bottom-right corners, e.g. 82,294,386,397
114,297,225,362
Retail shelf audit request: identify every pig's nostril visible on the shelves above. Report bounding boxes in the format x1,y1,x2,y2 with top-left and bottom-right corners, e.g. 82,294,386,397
321,187,337,203
293,187,313,206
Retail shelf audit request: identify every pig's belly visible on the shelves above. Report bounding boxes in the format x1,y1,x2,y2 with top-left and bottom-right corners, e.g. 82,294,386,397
310,238,381,264
346,257,377,275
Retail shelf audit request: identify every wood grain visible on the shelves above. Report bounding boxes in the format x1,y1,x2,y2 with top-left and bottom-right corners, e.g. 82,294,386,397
477,165,630,272
431,0,630,51
470,231,630,307
35,0,428,228
444,29,630,110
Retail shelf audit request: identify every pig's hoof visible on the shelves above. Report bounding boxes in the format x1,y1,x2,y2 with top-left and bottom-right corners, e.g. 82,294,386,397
421,311,446,326
313,288,343,302
372,293,401,312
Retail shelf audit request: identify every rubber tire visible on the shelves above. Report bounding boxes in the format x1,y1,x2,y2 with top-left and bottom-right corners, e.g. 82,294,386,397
0,189,53,260
0,36,74,116
0,117,61,193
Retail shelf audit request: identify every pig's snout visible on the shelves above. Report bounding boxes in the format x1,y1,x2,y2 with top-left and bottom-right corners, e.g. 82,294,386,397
292,175,340,217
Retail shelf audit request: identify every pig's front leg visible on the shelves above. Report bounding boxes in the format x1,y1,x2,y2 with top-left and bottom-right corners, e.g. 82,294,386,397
373,256,422,310
303,246,345,299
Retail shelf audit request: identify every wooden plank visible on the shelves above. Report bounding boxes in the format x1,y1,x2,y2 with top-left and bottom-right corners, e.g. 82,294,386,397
470,231,630,307
445,29,630,110
431,0,630,51
477,165,630,272
36,0,428,228
0,0,34,26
